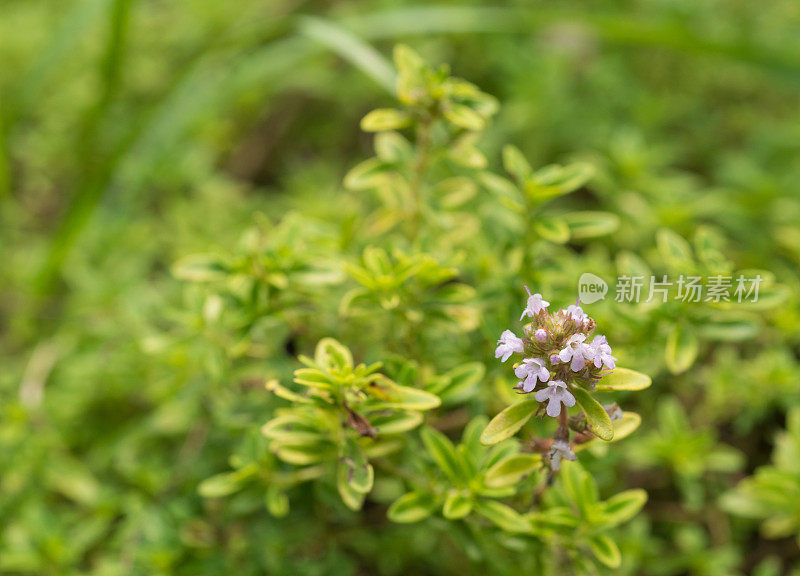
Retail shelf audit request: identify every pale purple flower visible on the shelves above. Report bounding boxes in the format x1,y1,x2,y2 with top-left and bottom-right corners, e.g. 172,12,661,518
534,380,576,417
521,286,549,320
495,330,524,362
534,329,547,342
548,439,577,471
514,358,550,392
590,335,617,370
557,333,595,372
563,303,589,326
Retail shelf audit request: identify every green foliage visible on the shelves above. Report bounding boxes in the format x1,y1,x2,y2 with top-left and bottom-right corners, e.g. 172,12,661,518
3,2,800,574
722,408,800,544
260,338,439,511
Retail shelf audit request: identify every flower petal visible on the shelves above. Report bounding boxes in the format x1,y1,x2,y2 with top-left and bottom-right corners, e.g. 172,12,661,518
546,398,562,417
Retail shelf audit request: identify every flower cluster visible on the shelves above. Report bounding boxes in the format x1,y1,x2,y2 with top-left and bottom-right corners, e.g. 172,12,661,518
495,287,617,418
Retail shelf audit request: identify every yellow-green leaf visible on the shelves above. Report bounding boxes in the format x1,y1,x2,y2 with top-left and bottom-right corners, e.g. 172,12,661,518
665,323,699,374
601,489,647,526
443,490,473,520
360,108,412,132
387,491,437,523
480,400,538,446
588,533,621,568
594,368,652,391
484,454,542,488
572,387,614,441
474,499,528,533
444,104,485,131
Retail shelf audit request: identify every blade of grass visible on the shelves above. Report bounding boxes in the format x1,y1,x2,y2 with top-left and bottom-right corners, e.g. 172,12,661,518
35,0,133,294
9,0,114,123
297,16,395,93
340,6,800,84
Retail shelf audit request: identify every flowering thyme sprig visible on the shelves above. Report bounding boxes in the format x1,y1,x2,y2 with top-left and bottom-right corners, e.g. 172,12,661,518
493,287,618,469
495,288,616,411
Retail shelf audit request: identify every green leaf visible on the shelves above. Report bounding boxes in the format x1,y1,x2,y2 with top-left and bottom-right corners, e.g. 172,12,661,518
461,415,490,461
314,338,353,371
369,412,424,435
697,315,760,342
502,144,531,181
337,461,366,510
588,533,621,568
343,157,393,190
474,499,528,533
534,216,570,244
572,387,614,441
387,491,437,523
528,507,580,534
610,411,642,442
616,250,652,279
443,490,473,520
657,228,695,271
593,368,652,391
484,454,542,488
171,253,229,282
292,368,335,390
559,460,598,518
706,447,745,473
448,135,487,169
367,376,441,410
198,465,257,498
694,225,730,273
421,427,470,485
479,172,525,214
360,108,412,132
480,400,539,446
394,44,427,104
444,104,486,131
600,489,647,526
429,362,484,404
433,177,478,209
719,491,765,518
341,437,374,494
273,441,334,465
374,131,413,163
574,412,642,453
562,211,620,239
265,379,312,404
526,162,594,202
266,486,290,517
665,323,699,374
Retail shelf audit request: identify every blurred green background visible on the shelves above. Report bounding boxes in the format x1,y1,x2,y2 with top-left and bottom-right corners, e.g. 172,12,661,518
2,0,800,574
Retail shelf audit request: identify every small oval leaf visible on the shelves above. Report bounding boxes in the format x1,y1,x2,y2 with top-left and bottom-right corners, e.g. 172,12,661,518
665,323,699,374
594,368,652,391
484,454,542,488
572,387,614,441
387,491,437,523
480,400,539,446
443,490,473,520
588,533,621,568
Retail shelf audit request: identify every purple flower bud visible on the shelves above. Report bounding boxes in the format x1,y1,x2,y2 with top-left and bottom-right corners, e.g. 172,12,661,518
535,328,547,342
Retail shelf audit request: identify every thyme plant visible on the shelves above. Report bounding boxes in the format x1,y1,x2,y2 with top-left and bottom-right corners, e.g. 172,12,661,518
180,45,653,574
